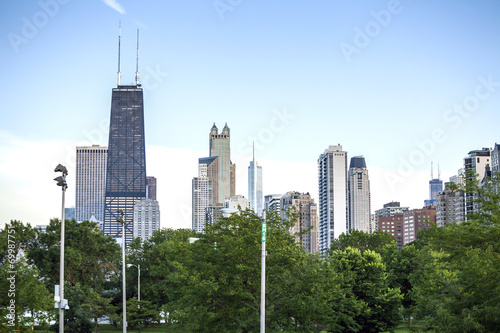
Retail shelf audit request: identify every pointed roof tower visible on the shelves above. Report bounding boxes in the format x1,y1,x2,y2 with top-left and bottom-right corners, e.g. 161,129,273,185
222,122,230,135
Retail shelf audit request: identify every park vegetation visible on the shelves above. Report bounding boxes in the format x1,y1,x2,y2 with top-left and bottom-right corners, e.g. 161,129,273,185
1,172,499,332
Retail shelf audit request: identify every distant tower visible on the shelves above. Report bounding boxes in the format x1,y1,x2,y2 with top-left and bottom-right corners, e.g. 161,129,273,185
75,145,108,223
280,191,318,253
248,143,263,216
348,156,371,233
146,176,157,200
192,157,217,233
103,28,147,247
133,198,160,241
426,162,443,207
209,123,236,203
318,145,348,255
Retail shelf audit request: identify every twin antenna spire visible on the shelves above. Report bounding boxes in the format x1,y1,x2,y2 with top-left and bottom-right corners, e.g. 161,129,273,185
431,161,441,180
117,22,140,87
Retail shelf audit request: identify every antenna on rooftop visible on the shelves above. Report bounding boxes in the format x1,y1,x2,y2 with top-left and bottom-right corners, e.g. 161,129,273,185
117,21,121,86
431,161,433,180
135,29,140,86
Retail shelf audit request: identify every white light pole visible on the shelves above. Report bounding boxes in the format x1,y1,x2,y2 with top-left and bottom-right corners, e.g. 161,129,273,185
54,164,68,333
127,264,140,307
220,208,266,333
117,210,126,333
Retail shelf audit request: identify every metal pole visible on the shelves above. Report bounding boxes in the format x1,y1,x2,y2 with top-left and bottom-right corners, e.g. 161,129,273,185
260,234,266,333
122,222,126,333
138,265,140,303
260,211,267,333
59,187,66,333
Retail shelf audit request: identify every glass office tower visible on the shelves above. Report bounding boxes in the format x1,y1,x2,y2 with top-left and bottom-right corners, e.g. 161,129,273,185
103,84,147,247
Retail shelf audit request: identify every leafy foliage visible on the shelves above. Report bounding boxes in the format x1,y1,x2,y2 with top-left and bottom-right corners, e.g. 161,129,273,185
409,172,500,332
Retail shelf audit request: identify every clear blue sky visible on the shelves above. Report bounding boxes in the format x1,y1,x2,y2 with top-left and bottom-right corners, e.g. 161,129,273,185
1,0,500,229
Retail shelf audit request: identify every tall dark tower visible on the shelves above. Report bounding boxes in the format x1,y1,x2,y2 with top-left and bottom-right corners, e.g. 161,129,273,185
103,28,146,247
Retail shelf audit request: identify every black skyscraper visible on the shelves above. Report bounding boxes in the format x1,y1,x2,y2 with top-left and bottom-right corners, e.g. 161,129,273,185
103,28,146,247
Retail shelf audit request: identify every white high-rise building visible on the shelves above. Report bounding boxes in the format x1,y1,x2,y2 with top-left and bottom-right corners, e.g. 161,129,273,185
248,146,263,216
348,156,371,233
75,145,108,224
264,194,282,216
133,199,160,241
224,195,251,210
318,145,348,255
192,157,216,233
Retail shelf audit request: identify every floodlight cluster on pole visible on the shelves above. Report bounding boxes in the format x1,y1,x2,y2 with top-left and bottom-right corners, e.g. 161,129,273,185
54,164,68,333
220,208,267,333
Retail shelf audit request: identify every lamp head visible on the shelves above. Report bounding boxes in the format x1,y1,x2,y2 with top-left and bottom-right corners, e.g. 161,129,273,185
54,164,68,175
220,208,239,218
54,176,67,187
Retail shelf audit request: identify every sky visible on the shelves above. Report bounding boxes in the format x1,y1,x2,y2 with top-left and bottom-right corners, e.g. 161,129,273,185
1,0,500,230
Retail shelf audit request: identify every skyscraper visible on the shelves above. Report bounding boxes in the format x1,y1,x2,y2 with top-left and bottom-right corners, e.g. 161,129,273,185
464,148,491,216
248,145,263,216
146,176,157,200
348,156,371,233
424,162,443,207
280,191,318,253
103,30,147,247
192,157,216,233
209,123,235,203
318,145,348,255
75,145,108,223
133,198,160,241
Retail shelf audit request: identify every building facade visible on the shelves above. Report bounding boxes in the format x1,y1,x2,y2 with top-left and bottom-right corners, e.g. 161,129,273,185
264,194,282,216
318,145,348,255
209,123,236,204
103,84,147,247
146,176,157,200
375,202,409,220
436,183,465,227
491,143,500,175
133,199,160,241
280,191,318,253
402,206,436,247
224,195,251,210
192,158,216,233
464,148,491,216
348,156,371,233
378,213,404,248
75,145,108,223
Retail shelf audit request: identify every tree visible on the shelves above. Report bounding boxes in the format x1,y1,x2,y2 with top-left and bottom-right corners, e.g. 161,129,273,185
124,297,158,331
328,229,397,256
0,257,54,331
410,172,500,332
83,289,117,332
27,219,121,290
329,247,402,333
154,211,401,332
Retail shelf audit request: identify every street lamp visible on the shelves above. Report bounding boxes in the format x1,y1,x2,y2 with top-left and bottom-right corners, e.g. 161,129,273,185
220,208,267,333
127,264,140,308
117,209,126,333
54,164,68,333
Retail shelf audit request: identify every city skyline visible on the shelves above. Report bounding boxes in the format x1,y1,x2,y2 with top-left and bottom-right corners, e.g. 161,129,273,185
2,1,500,230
